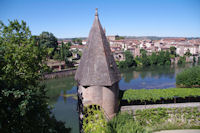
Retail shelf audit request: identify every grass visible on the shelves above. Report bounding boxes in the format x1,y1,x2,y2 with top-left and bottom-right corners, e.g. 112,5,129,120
108,107,200,133
135,107,200,132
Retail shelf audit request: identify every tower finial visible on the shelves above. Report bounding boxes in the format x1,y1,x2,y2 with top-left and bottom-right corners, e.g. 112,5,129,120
95,8,98,16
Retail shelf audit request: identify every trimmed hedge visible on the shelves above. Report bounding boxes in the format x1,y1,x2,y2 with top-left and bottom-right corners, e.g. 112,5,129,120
176,66,200,87
122,88,200,103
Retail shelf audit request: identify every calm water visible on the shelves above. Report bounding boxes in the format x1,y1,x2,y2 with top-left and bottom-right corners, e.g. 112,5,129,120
44,64,195,133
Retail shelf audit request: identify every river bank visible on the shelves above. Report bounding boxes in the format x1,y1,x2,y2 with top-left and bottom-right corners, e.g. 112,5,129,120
43,64,198,133
44,68,76,79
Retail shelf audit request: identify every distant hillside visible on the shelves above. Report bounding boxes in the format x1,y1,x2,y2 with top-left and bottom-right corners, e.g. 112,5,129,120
58,36,200,41
58,37,87,41
124,36,200,40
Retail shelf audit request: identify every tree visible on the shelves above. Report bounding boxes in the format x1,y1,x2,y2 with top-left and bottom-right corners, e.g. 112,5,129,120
60,42,72,59
124,50,136,67
118,51,137,69
141,51,150,66
0,20,70,133
178,56,186,64
170,46,176,56
72,38,82,45
115,35,125,40
193,56,196,63
140,49,147,55
149,52,158,65
157,51,166,65
39,31,58,57
185,49,192,56
165,51,171,65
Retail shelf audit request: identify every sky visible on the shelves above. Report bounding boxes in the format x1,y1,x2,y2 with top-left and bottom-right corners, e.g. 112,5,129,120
0,0,200,38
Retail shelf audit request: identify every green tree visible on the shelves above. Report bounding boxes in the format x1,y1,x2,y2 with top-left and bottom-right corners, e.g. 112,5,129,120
193,56,196,63
115,35,125,40
184,49,192,56
149,52,158,65
39,31,58,57
60,41,73,66
178,56,186,64
141,51,150,66
72,38,82,45
140,49,147,55
165,51,171,65
170,46,176,56
0,20,70,133
157,51,166,65
124,50,136,67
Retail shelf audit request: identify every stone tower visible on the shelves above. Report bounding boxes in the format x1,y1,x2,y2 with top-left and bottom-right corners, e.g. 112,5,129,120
75,8,121,122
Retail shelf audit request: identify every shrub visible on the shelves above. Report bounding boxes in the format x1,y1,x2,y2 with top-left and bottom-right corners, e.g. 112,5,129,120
83,104,110,133
176,66,200,87
178,56,186,64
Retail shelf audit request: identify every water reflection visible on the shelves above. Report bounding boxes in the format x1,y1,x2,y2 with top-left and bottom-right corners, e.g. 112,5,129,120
43,76,79,133
119,64,193,90
43,64,195,133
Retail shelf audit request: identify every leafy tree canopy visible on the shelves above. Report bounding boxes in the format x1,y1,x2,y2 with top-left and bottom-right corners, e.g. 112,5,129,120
0,20,70,133
39,31,58,49
170,46,176,56
72,38,82,45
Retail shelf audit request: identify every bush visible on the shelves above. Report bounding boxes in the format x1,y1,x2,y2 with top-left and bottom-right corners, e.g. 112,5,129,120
82,105,110,133
176,66,200,87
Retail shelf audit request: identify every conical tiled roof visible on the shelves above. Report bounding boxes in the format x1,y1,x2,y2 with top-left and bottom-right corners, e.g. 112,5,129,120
75,9,121,86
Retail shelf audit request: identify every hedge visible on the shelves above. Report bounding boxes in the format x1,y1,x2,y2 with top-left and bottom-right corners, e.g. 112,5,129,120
122,88,200,103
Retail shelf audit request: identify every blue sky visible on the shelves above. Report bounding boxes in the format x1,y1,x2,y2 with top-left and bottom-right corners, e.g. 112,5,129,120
0,0,200,38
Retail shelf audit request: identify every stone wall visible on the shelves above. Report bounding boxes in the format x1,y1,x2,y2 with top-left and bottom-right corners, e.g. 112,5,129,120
78,82,119,119
121,102,200,114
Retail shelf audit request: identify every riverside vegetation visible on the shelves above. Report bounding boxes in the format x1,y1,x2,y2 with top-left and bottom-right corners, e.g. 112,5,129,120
83,66,200,132
83,105,200,133
176,66,200,87
123,66,200,103
117,47,197,69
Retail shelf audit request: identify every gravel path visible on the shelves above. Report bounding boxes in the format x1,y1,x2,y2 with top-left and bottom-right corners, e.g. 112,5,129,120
154,129,200,133
121,102,200,112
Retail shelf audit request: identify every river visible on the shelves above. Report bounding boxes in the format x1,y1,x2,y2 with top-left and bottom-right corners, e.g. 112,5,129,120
43,64,195,133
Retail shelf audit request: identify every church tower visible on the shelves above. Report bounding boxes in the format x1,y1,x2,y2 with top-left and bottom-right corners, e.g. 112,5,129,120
75,8,121,122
